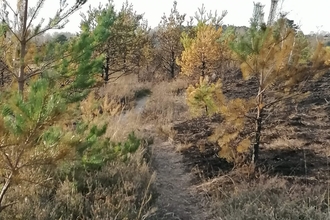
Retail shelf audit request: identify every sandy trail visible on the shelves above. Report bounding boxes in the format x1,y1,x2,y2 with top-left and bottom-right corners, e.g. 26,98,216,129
148,138,209,220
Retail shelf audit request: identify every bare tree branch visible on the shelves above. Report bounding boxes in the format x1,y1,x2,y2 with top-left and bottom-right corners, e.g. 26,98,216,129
0,19,21,42
26,0,45,32
0,201,16,212
0,172,12,206
2,1,17,18
26,3,84,42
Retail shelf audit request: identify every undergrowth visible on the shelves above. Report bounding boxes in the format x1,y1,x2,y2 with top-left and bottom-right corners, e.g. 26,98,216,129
208,176,330,220
0,130,156,220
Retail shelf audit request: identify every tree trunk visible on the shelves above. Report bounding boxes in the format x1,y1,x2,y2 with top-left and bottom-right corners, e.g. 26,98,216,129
252,106,262,164
103,56,110,82
0,172,12,212
18,0,29,95
288,35,296,65
267,0,279,26
0,72,3,86
170,51,175,78
252,77,264,164
201,61,206,77
18,58,25,93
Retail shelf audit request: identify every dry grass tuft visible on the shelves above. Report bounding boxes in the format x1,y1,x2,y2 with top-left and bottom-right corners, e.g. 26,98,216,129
264,137,307,150
176,142,194,152
142,78,190,125
191,170,330,220
80,92,123,121
105,109,145,142
101,74,153,101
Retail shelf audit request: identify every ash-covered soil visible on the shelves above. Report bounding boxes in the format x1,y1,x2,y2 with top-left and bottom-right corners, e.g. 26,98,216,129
172,69,330,182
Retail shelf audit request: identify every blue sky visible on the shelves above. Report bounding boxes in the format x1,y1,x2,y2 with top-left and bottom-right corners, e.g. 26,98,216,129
26,0,330,34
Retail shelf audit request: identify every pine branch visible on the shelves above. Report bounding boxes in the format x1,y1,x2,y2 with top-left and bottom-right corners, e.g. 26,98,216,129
0,172,11,206
2,1,16,17
25,53,70,80
26,3,84,42
0,61,18,78
0,201,16,212
0,149,14,170
0,19,21,42
108,71,130,82
263,92,301,109
0,143,17,150
26,0,45,32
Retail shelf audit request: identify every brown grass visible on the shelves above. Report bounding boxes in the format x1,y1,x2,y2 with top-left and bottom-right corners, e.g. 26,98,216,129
79,74,154,142
101,74,153,100
98,75,191,142
105,109,145,142
142,77,190,125
196,174,330,220
264,137,307,150
1,148,157,220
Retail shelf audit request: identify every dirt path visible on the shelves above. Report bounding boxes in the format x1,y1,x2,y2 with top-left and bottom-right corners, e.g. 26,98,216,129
133,96,209,219
148,137,209,220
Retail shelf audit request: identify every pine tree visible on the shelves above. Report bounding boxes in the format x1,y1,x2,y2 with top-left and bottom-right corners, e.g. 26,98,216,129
155,1,185,79
0,78,72,211
0,0,87,94
192,3,227,27
0,1,118,211
185,76,255,164
228,11,330,164
178,23,232,78
54,2,116,100
186,76,220,116
184,4,330,166
81,1,148,83
178,4,231,80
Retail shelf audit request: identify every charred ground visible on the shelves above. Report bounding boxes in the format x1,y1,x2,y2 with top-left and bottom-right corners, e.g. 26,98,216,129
172,68,330,183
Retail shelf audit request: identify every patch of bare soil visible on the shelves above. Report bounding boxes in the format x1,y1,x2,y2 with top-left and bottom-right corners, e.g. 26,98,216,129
148,137,210,220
